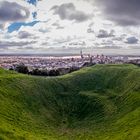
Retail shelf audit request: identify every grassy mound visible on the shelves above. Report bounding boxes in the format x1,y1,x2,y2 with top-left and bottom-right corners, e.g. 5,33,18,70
0,64,140,140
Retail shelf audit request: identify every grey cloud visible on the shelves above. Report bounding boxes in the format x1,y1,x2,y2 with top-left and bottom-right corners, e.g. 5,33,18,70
0,1,30,22
95,0,140,26
0,23,5,29
88,22,94,28
87,28,94,33
16,46,35,50
53,38,71,45
41,42,49,46
112,34,127,41
0,41,36,48
97,29,115,38
42,38,70,46
69,41,86,46
97,46,122,49
87,22,94,33
52,22,58,26
128,46,140,49
52,22,64,29
112,37,123,41
56,26,64,30
125,37,139,44
39,28,51,33
18,31,32,39
51,3,91,22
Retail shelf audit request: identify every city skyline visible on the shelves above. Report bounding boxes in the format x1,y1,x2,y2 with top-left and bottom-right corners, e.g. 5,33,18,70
0,0,140,54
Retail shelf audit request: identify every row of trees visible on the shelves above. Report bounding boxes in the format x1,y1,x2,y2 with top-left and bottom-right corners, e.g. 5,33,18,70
10,63,79,76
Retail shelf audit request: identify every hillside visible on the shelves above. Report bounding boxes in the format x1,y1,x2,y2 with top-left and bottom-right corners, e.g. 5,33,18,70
0,64,140,140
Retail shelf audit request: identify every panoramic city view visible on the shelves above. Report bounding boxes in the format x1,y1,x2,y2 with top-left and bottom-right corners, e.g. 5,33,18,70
0,0,140,140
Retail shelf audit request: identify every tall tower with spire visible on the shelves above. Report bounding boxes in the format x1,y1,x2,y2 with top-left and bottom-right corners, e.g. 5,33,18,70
80,50,84,59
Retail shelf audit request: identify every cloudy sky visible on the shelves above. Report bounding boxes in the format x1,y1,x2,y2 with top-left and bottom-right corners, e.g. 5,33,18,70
0,0,140,55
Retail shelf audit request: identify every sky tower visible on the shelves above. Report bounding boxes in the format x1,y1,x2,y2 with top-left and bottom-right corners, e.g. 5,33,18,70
80,50,84,59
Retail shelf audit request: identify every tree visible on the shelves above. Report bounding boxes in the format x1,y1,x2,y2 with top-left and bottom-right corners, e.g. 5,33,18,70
48,69,60,76
14,63,29,74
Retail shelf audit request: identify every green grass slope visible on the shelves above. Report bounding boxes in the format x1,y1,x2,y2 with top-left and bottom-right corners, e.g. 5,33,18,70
0,64,140,140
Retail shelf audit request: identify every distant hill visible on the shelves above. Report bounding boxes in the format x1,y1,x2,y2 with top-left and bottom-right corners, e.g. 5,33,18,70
0,64,140,140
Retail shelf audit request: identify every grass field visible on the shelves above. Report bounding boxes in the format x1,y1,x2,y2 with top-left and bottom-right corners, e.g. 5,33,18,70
0,64,140,140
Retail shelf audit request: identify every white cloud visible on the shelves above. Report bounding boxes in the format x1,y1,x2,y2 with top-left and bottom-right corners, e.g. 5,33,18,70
0,0,140,54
